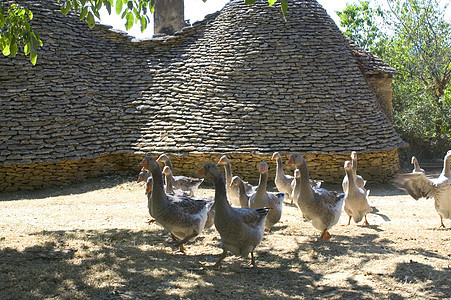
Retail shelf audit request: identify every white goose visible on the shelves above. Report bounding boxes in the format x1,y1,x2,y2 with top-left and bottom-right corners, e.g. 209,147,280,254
288,152,344,240
342,151,366,193
411,156,425,173
272,152,295,203
230,175,251,208
394,151,451,228
139,156,213,253
198,163,269,268
249,161,284,232
156,154,204,196
343,160,372,226
217,155,255,206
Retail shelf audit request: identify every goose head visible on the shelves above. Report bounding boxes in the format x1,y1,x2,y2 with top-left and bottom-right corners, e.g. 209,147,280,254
137,167,150,183
217,155,230,165
271,152,280,160
259,161,269,174
230,175,242,187
162,165,172,176
156,154,170,164
344,160,352,171
139,155,158,170
287,152,305,168
198,162,223,182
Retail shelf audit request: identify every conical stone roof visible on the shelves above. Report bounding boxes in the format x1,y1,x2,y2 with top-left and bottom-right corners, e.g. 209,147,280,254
131,0,405,155
0,0,405,167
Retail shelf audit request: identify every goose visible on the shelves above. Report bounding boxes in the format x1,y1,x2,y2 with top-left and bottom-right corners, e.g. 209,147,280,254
288,152,344,240
342,151,366,193
162,166,189,196
161,165,216,229
198,163,269,268
272,152,295,203
343,161,372,226
411,156,425,173
230,175,251,208
272,152,322,204
139,156,213,253
137,167,151,183
249,161,284,232
217,155,255,206
394,151,451,228
156,154,204,196
291,169,301,209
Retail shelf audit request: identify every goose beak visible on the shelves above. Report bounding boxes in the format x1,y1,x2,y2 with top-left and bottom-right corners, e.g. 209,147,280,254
271,154,276,160
197,167,206,176
230,181,236,187
287,157,294,165
139,158,148,168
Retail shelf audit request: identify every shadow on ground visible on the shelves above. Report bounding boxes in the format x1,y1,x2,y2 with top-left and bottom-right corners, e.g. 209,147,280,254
1,228,449,299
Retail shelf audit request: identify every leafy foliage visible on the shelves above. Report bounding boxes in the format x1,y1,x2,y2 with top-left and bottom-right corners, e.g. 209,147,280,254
336,0,385,56
337,0,451,160
0,1,43,65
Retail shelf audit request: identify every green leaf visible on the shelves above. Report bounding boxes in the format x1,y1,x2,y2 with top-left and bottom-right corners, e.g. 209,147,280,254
268,0,277,6
30,51,37,65
127,1,133,10
86,12,95,28
10,41,18,56
281,0,288,18
2,43,10,56
24,42,30,55
125,12,134,30
61,1,72,15
140,16,147,32
80,7,88,20
30,34,38,52
105,1,112,15
116,0,123,15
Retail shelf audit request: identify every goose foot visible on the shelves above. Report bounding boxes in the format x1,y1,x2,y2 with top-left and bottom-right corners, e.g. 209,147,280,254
245,252,257,268
213,250,228,269
320,231,331,241
362,216,370,226
146,218,156,224
439,216,446,229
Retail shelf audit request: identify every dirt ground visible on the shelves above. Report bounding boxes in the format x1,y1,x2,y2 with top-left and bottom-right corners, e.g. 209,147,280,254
0,173,450,300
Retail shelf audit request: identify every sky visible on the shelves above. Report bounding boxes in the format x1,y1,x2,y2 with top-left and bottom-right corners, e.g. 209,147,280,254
98,0,450,39
99,0,358,39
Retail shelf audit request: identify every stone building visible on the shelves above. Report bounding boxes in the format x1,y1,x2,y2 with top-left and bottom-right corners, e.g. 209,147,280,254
0,0,405,192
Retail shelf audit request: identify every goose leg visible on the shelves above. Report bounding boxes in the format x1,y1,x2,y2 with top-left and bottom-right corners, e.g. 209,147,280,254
347,215,352,226
213,250,228,268
174,232,198,249
320,230,331,241
362,215,370,226
247,251,256,267
439,215,446,228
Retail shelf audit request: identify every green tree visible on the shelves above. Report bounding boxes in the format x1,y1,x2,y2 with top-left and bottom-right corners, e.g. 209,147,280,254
337,0,451,159
1,0,288,65
336,0,385,56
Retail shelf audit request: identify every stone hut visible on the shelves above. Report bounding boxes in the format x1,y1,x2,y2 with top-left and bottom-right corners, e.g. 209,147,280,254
0,0,405,192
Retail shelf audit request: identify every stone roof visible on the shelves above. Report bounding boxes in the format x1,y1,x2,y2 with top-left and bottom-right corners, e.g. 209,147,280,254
0,0,406,166
346,38,400,76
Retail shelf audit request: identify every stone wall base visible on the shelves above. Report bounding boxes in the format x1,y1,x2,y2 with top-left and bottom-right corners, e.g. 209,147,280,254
0,149,399,193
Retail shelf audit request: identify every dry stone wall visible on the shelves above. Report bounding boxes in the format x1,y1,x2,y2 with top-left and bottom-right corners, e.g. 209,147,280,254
0,0,404,192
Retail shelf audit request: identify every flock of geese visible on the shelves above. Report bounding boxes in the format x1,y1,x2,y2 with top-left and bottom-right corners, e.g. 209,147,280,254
137,151,451,268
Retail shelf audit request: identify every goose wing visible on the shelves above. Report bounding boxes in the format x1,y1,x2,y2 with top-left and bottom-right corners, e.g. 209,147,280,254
393,172,435,200
168,194,210,214
234,207,269,228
